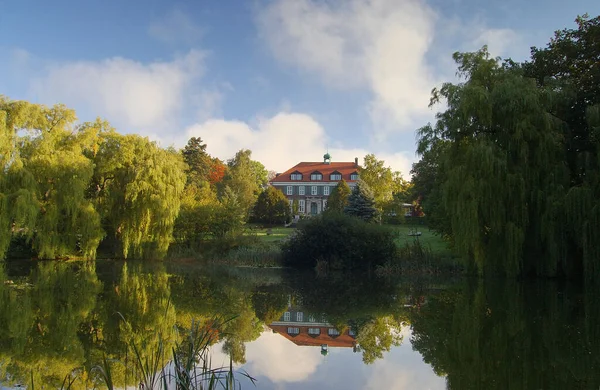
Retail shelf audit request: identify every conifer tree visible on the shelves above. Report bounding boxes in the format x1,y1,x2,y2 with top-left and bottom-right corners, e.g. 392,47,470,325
344,180,378,222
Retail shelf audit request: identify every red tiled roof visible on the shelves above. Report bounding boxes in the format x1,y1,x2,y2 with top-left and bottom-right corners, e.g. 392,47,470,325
270,162,360,183
268,325,357,348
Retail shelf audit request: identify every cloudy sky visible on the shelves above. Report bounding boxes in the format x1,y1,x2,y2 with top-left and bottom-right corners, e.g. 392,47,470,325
1,0,598,175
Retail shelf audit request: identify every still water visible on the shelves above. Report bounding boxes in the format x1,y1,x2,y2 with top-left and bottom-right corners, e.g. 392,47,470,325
0,260,599,389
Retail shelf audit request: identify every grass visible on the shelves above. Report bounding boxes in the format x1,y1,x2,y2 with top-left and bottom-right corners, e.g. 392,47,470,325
391,224,454,258
244,225,294,244
213,244,283,267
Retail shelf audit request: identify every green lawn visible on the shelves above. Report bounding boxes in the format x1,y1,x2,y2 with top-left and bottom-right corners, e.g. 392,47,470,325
244,225,294,243
246,222,453,257
391,224,453,257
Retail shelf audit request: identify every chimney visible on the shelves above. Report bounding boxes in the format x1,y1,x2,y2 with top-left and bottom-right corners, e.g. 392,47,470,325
354,157,359,167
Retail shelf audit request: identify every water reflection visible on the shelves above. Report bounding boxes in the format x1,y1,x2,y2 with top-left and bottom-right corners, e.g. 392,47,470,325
0,261,598,389
409,280,600,389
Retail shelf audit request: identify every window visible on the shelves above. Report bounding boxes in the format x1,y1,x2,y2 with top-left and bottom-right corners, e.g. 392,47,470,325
299,200,305,213
286,186,293,195
296,312,303,322
284,312,290,321
328,328,340,336
299,186,305,195
287,327,300,335
324,186,330,196
291,173,302,180
310,172,322,180
311,186,317,195
330,173,341,181
351,173,359,180
308,328,321,335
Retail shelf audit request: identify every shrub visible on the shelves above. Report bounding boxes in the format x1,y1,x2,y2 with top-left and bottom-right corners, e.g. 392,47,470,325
281,213,396,269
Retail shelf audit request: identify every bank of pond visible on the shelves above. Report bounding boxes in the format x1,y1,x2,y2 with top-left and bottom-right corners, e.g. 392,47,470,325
0,259,599,389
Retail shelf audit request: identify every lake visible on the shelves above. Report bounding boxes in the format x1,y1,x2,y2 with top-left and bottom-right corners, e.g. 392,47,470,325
0,260,599,389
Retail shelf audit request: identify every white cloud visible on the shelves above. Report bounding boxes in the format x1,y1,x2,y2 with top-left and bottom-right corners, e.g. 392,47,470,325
256,0,523,140
244,331,323,383
30,50,206,134
186,111,414,175
148,9,204,45
256,0,438,138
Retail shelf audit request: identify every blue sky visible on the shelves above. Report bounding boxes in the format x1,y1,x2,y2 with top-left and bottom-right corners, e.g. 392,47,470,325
1,0,598,174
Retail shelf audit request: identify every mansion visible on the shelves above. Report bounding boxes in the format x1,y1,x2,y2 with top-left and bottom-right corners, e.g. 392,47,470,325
270,154,359,215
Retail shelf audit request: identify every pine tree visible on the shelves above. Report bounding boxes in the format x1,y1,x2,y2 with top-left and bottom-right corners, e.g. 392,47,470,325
344,180,378,222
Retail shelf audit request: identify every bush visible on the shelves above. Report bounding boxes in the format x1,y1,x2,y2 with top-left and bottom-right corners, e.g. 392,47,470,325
281,213,396,269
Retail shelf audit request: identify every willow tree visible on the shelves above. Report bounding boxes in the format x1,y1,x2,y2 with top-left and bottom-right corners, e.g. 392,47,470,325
418,48,566,277
522,14,600,280
0,97,38,258
0,98,103,259
89,130,186,259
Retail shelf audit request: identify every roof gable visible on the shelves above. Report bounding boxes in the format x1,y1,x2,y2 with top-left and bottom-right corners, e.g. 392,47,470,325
271,161,361,183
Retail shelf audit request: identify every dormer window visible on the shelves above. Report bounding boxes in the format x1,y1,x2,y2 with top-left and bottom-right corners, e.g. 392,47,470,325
330,171,342,181
290,172,303,180
350,172,359,180
310,172,323,181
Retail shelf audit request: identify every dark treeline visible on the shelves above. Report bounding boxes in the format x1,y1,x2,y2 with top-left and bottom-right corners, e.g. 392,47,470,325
412,15,600,281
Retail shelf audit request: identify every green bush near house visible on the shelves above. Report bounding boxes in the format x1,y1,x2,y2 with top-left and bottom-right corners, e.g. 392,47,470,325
282,213,396,270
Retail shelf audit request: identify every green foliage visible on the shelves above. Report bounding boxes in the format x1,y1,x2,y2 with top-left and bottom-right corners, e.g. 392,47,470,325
0,98,104,260
253,186,291,225
410,280,600,389
410,141,452,236
282,213,396,269
417,20,600,279
344,180,379,222
182,137,212,188
326,179,351,213
223,149,265,217
360,154,395,209
89,130,187,259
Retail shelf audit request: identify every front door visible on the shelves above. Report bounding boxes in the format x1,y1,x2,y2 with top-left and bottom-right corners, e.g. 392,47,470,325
310,202,318,215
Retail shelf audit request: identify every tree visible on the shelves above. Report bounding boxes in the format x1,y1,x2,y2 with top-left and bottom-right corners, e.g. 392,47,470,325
360,154,395,210
211,186,246,237
344,180,378,222
208,158,227,186
182,137,212,188
89,131,187,259
0,99,104,259
223,149,263,217
417,46,569,277
253,186,291,225
326,179,351,213
410,141,452,236
522,14,600,278
282,212,396,269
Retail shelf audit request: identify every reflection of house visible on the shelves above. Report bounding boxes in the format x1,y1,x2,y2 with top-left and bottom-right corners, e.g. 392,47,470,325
268,306,358,354
270,154,360,216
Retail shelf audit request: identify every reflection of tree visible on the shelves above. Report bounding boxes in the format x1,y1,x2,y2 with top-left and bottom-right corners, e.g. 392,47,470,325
251,284,288,324
410,280,600,389
96,262,177,386
354,316,403,364
168,266,264,364
280,270,408,364
0,262,100,388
